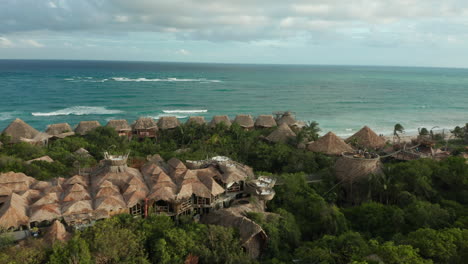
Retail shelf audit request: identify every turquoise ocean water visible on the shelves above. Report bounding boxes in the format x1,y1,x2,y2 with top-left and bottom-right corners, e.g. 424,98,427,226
0,60,467,136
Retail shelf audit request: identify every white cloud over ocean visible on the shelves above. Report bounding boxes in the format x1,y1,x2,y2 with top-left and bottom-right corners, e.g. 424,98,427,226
1,0,468,66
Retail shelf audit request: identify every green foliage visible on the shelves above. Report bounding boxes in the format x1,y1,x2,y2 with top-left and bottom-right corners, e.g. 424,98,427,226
48,234,92,264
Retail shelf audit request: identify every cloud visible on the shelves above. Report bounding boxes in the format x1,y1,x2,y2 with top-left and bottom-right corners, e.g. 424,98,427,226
0,0,467,45
21,39,44,47
175,49,190,55
0,37,13,47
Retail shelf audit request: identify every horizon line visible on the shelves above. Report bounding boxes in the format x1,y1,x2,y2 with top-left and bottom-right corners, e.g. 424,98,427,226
1,58,467,71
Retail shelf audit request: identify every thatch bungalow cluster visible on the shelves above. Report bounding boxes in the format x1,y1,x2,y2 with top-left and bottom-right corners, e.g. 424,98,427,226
0,153,269,231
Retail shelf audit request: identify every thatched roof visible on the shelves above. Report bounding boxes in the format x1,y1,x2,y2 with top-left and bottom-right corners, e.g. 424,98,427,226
46,123,72,135
26,155,54,164
335,154,383,182
106,120,131,131
210,115,232,128
307,132,354,155
177,180,212,199
218,164,248,184
266,123,296,143
75,148,91,156
65,175,88,187
197,172,225,196
0,193,29,229
31,192,59,207
29,203,61,223
2,118,40,143
49,131,75,139
0,172,37,193
148,186,177,202
20,189,42,203
74,121,101,135
0,185,12,196
94,195,126,212
168,157,187,171
61,200,93,215
346,126,386,149
186,116,206,125
255,115,277,128
133,117,158,130
234,115,254,128
43,220,70,243
62,183,91,202
124,190,148,207
276,112,296,126
158,116,180,130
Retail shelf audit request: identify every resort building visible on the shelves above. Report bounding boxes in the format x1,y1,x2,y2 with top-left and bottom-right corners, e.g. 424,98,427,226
266,123,296,143
74,121,101,135
132,117,158,138
46,123,73,135
307,131,354,156
210,115,232,128
2,118,40,143
157,116,180,130
106,120,132,137
234,114,255,130
346,126,386,150
0,154,274,232
254,115,277,128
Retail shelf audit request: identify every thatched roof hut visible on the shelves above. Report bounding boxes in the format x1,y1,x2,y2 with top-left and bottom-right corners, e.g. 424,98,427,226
266,123,296,143
307,132,354,155
158,116,180,130
106,120,131,132
234,115,254,129
43,220,70,243
218,164,249,184
210,115,231,128
46,123,72,135
75,121,101,135
94,195,126,213
124,190,148,208
26,155,54,164
133,117,158,131
29,203,61,223
255,115,277,128
346,126,386,149
62,183,91,202
0,185,12,196
31,192,59,207
335,152,383,182
61,200,93,215
2,118,40,143
202,207,267,258
186,116,206,125
0,193,29,229
197,172,225,196
65,175,89,187
0,172,37,193
276,112,296,126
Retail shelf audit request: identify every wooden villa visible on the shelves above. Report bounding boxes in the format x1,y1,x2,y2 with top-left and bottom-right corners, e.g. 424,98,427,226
132,117,158,138
158,116,180,130
254,115,277,128
234,114,255,130
346,126,386,150
75,121,101,135
2,118,40,144
307,131,354,156
106,119,132,137
266,123,296,143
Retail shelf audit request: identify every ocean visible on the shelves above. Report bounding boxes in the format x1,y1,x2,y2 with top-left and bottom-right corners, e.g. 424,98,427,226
0,60,467,136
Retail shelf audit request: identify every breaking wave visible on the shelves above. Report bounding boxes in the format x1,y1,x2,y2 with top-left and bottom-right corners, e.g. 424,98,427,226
150,114,188,119
31,106,123,116
162,109,208,114
111,77,221,83
0,112,15,121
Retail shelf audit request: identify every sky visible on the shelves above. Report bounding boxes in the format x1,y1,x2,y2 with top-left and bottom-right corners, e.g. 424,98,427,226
1,0,468,67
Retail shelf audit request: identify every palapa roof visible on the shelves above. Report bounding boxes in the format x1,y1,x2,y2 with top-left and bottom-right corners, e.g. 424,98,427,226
74,121,101,135
255,115,277,128
2,118,40,143
0,193,29,229
20,189,42,203
218,164,248,184
266,123,296,143
65,175,88,187
124,190,148,207
148,186,177,202
0,172,37,192
197,172,225,196
210,115,232,128
133,117,158,130
106,119,131,131
234,115,254,128
158,116,180,130
26,155,54,164
31,181,51,191
346,126,386,149
307,132,354,155
177,180,212,199
61,200,93,215
276,112,296,126
32,192,59,207
62,183,91,202
46,123,72,135
29,203,61,223
43,220,70,243
0,185,12,196
75,148,91,156
186,116,206,125
94,195,126,212
335,154,383,181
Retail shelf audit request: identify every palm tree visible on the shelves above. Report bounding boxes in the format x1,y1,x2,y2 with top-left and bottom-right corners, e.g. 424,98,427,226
393,123,404,144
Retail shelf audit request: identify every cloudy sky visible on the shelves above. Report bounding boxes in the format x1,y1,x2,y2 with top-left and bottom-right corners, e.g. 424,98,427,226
1,0,468,67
